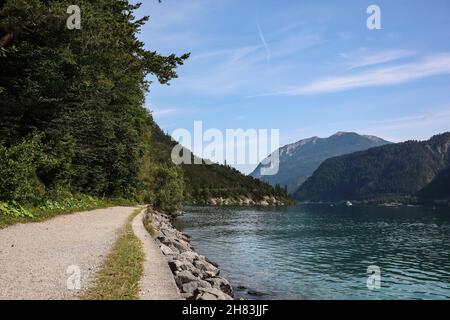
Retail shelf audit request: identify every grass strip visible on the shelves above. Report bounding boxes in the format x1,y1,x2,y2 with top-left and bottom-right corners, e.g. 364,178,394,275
82,207,145,300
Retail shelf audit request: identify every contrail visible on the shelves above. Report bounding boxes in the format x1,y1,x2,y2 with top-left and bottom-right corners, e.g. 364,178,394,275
257,22,271,62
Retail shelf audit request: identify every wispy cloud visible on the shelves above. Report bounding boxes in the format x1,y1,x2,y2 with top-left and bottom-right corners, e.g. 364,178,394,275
151,108,179,118
286,108,450,143
256,22,271,62
172,31,324,96
341,49,415,70
363,109,450,142
266,53,450,96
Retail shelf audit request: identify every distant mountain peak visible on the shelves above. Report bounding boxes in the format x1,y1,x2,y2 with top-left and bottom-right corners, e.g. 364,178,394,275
331,131,356,137
250,132,391,194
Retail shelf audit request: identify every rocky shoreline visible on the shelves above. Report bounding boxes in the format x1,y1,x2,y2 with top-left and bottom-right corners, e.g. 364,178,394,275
144,209,234,300
186,195,294,207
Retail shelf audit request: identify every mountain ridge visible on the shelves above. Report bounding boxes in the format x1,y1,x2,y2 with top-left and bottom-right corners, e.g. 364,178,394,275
251,132,391,193
295,132,450,203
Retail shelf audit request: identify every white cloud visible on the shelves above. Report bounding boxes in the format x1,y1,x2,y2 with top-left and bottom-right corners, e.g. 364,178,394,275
279,53,450,96
341,49,414,70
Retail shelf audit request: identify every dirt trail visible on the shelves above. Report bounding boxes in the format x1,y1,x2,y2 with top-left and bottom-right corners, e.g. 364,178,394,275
0,207,136,300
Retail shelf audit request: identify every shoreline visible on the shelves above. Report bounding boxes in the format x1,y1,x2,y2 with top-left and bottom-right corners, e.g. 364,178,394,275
144,209,234,300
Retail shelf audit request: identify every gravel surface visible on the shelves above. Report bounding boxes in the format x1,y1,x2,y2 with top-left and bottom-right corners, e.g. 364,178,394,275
0,207,136,300
132,211,181,300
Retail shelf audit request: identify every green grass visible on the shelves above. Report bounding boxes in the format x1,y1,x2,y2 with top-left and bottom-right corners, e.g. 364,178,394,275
82,208,145,300
0,195,138,229
143,213,156,236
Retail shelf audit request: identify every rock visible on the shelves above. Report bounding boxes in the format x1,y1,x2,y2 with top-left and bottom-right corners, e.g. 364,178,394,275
195,291,218,300
181,280,212,294
247,288,269,296
171,239,191,253
160,244,174,256
157,235,171,246
193,260,219,276
193,287,233,301
204,270,220,278
206,277,233,297
204,256,219,268
154,230,164,239
174,270,199,286
167,244,180,254
147,209,234,301
167,258,184,272
180,250,199,262
180,292,192,299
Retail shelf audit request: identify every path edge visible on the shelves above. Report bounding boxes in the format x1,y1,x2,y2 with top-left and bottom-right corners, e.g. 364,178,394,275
132,210,181,300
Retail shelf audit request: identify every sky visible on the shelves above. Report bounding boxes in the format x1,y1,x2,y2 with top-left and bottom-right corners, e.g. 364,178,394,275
135,0,450,174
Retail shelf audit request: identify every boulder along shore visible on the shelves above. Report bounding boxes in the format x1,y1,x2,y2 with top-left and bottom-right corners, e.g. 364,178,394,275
144,209,234,300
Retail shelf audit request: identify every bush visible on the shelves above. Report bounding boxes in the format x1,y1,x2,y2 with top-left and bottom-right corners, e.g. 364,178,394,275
152,164,184,213
0,136,44,203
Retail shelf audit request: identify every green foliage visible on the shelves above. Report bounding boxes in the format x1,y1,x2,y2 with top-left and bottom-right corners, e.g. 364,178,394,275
151,164,185,213
0,0,188,212
36,194,102,213
0,202,33,218
0,136,44,203
296,132,450,203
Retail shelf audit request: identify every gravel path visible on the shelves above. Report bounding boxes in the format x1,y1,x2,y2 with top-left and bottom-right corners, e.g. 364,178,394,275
132,211,181,300
0,207,136,300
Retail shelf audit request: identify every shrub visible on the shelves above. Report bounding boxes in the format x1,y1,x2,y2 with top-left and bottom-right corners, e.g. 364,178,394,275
0,201,33,218
152,164,184,213
0,136,44,203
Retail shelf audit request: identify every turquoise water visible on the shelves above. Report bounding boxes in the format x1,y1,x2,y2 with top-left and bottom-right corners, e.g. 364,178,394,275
175,205,450,300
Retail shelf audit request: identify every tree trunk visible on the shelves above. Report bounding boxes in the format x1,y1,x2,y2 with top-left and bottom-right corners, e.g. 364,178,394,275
0,32,13,47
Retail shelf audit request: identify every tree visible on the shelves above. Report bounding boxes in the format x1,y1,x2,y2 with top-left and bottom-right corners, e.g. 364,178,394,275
0,0,189,201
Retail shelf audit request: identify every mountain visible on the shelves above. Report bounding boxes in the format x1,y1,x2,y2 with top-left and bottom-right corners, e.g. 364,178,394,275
151,123,293,206
295,132,450,203
417,166,450,201
250,132,391,194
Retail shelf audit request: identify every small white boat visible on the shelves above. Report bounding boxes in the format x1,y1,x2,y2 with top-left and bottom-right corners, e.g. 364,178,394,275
346,201,353,207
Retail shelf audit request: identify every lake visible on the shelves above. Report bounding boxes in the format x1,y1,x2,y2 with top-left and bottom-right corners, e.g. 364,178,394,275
175,204,450,300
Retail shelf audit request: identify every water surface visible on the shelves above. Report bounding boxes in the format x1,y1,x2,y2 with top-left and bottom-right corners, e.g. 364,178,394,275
175,204,450,300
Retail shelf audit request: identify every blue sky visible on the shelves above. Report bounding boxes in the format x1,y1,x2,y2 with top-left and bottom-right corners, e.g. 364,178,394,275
135,0,450,173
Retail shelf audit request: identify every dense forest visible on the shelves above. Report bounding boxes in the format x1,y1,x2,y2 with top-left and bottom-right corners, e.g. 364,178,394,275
295,132,450,204
0,0,290,218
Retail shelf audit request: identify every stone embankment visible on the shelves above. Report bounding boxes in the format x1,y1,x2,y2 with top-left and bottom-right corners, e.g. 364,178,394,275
144,210,233,300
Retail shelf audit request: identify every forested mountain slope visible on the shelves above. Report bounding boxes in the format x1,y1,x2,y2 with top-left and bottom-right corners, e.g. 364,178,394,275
151,125,292,206
295,132,450,203
251,132,390,193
